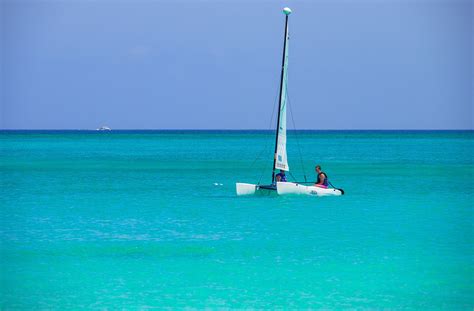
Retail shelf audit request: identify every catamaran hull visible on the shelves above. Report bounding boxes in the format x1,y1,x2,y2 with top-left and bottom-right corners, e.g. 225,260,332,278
236,183,257,195
276,182,343,196
236,183,278,196
236,182,343,196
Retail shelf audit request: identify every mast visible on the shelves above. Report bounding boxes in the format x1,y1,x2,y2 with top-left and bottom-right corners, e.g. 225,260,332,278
272,7,291,183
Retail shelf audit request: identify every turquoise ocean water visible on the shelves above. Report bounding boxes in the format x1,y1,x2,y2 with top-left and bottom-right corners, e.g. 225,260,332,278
1,130,473,309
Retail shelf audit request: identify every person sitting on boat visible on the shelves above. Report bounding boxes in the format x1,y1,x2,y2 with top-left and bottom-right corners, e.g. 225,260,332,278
275,170,287,182
315,165,328,188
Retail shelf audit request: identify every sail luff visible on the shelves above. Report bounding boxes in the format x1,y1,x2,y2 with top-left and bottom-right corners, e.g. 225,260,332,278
275,22,289,172
272,9,291,182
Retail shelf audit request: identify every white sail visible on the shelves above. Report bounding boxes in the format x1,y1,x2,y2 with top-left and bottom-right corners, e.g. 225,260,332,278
275,20,290,172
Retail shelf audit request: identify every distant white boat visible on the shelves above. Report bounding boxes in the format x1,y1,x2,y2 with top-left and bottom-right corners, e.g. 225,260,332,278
235,8,344,197
97,126,111,131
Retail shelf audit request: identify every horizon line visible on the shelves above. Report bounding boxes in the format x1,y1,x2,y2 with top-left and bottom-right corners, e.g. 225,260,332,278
1,128,473,131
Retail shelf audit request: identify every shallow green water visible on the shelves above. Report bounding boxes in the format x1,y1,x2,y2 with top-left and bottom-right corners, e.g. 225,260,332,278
1,131,473,309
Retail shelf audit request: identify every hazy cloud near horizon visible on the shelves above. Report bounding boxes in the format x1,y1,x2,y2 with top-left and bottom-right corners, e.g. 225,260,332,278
1,0,472,129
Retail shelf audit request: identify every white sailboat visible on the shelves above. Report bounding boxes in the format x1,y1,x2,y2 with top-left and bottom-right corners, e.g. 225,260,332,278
236,7,344,197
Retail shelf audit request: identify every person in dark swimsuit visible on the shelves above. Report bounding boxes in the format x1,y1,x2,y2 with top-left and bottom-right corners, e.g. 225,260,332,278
275,170,287,182
315,165,328,188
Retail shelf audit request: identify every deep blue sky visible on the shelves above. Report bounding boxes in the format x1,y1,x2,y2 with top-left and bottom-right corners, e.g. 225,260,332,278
1,0,472,129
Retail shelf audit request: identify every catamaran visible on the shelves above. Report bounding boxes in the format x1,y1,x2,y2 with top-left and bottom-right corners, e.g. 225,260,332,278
236,7,344,196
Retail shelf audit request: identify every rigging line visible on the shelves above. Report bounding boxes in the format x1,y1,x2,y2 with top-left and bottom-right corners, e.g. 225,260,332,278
257,89,279,184
256,135,273,185
288,170,299,183
253,84,280,185
248,86,279,171
287,89,307,182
